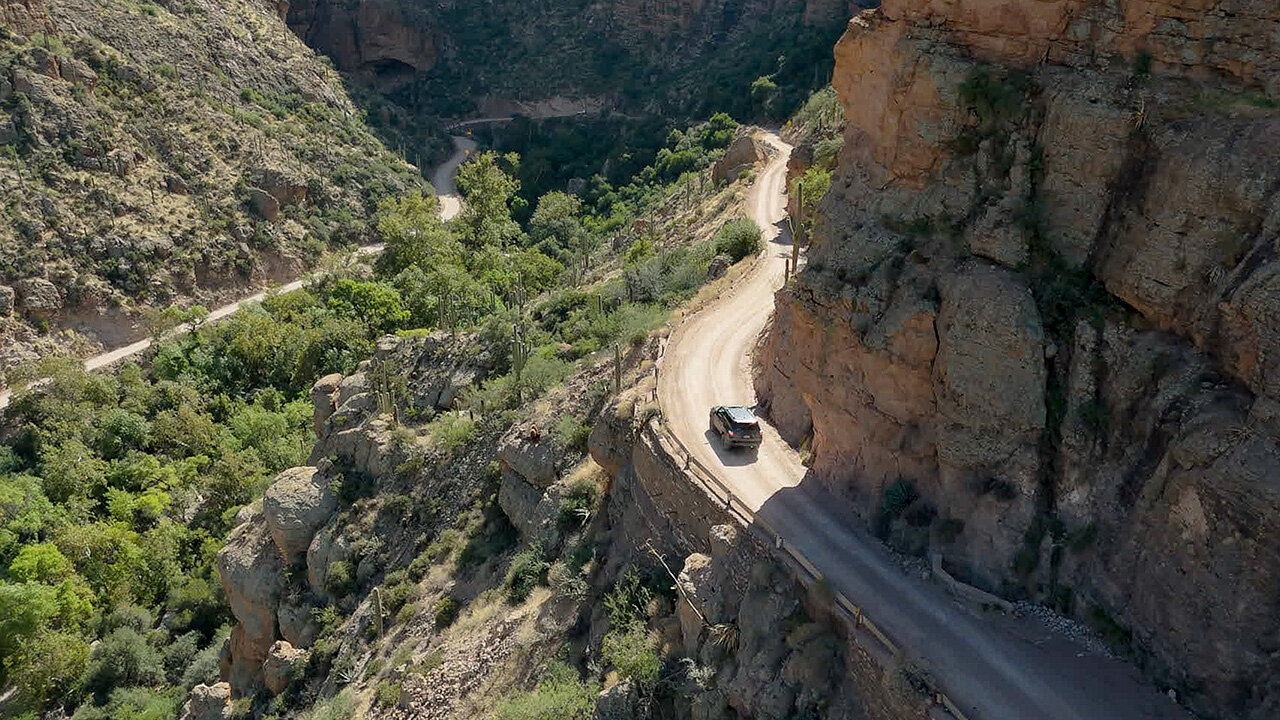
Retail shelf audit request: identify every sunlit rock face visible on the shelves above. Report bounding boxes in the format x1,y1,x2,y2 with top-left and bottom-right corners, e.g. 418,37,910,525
755,3,1280,717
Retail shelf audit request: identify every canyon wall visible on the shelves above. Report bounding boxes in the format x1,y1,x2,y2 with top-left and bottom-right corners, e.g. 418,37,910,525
755,2,1280,718
280,0,861,102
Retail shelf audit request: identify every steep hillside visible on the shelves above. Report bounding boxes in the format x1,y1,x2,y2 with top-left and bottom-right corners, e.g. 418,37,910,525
756,2,1280,718
0,0,423,378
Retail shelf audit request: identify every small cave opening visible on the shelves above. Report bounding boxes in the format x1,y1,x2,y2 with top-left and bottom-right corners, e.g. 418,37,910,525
365,58,417,86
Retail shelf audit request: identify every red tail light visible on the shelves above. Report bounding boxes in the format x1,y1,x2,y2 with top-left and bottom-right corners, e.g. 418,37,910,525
727,431,735,438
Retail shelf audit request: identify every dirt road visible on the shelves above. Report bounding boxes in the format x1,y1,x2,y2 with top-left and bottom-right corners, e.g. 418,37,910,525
0,135,476,411
657,132,1187,720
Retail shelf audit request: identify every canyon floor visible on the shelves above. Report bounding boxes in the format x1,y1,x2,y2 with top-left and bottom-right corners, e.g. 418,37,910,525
658,132,1188,720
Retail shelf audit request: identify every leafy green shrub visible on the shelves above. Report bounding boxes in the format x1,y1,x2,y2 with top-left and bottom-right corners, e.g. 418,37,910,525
601,620,660,687
603,571,654,626
178,626,229,690
552,415,591,452
491,662,597,720
325,560,356,598
374,680,402,707
381,580,420,617
556,477,600,531
5,629,90,711
82,628,166,701
434,596,461,629
71,687,181,720
430,412,477,453
504,546,549,604
713,219,762,263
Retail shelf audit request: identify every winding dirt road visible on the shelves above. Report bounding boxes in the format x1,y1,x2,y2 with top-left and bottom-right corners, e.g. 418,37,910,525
658,132,1187,720
0,135,476,411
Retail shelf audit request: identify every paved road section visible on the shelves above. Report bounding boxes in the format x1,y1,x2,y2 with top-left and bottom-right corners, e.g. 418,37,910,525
657,132,1188,720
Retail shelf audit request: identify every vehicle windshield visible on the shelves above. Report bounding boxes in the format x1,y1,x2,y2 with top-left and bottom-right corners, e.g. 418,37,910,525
724,406,757,425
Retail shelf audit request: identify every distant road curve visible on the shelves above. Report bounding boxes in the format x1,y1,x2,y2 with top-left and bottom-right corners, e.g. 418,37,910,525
0,132,476,411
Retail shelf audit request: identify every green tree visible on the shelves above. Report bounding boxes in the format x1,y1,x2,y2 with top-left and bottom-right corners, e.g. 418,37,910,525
529,192,585,257
97,409,152,460
456,151,522,248
0,581,59,666
713,218,763,263
375,191,463,276
4,629,90,710
326,279,409,335
82,627,166,701
8,542,74,582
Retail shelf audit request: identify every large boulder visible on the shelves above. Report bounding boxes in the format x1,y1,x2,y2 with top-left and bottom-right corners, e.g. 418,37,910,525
497,423,561,489
498,473,587,550
262,466,337,561
179,682,231,720
594,680,639,720
216,504,286,694
250,167,308,206
15,277,62,318
247,187,281,221
713,134,767,185
262,641,309,696
278,598,320,648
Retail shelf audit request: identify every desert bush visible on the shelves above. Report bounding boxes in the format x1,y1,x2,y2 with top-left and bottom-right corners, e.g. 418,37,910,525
556,477,600,531
434,596,461,629
491,662,597,720
374,680,402,707
552,415,591,452
324,560,356,598
431,412,477,453
601,620,660,687
504,546,549,604
713,218,762,263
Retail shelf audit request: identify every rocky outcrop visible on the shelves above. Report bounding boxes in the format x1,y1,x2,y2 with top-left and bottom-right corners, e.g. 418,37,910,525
712,133,768,185
15,277,61,318
178,682,231,720
756,3,1280,717
0,0,54,37
262,641,309,695
285,0,437,82
216,503,286,694
262,465,337,561
219,465,336,693
371,332,493,414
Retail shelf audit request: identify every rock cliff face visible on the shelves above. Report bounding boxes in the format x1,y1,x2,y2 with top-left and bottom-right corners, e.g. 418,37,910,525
283,0,437,85
282,0,859,105
755,2,1280,717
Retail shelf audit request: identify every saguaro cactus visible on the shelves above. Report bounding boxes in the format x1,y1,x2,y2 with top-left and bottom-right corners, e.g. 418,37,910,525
512,322,532,404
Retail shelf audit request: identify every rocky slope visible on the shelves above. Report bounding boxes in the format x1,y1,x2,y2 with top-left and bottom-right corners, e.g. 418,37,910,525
0,0,421,377
204,330,925,720
755,2,1280,718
